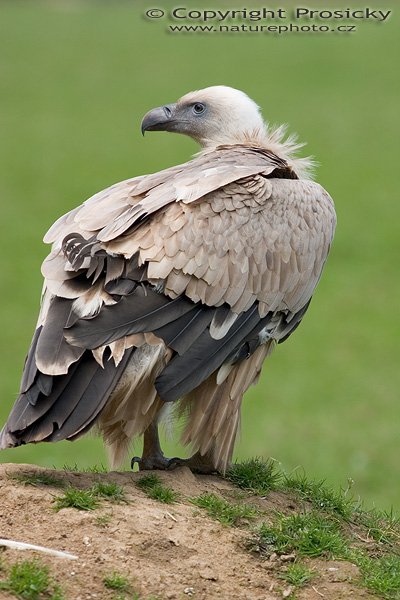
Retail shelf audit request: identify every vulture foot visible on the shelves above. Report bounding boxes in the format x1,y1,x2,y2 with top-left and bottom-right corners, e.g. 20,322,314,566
167,451,219,474
130,454,171,471
131,451,218,474
131,424,218,473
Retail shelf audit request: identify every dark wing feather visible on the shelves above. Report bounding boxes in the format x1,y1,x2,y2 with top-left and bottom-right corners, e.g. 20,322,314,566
19,326,42,394
155,298,314,403
65,285,196,349
0,349,133,448
47,348,133,441
277,299,312,344
153,305,213,355
7,361,81,433
155,304,262,401
35,296,85,375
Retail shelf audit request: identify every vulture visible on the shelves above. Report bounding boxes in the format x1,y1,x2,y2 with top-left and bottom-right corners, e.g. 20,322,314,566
0,86,336,473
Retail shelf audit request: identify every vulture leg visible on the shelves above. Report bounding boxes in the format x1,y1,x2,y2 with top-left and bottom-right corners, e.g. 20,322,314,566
130,422,170,471
130,423,217,473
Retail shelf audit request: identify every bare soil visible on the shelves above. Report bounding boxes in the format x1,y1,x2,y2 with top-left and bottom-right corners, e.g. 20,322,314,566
0,463,376,600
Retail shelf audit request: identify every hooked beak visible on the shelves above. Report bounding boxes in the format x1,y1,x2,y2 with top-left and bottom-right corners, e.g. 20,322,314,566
141,103,177,135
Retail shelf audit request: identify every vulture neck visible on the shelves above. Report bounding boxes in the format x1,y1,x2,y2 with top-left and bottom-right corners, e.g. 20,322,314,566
198,123,315,181
198,126,267,150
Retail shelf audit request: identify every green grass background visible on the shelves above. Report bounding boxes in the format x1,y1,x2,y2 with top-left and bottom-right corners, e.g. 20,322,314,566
0,1,399,510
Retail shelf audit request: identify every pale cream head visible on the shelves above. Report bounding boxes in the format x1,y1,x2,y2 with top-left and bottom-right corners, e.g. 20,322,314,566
141,85,267,148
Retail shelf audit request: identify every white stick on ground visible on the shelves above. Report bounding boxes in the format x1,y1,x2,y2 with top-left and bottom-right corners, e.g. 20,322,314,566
0,539,78,560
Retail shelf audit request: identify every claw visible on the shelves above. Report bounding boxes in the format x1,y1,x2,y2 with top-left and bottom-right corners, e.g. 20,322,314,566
165,454,218,474
166,457,182,470
130,456,141,470
130,453,172,471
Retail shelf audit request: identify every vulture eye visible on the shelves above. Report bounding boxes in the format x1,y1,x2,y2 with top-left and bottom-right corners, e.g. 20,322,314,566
193,102,205,115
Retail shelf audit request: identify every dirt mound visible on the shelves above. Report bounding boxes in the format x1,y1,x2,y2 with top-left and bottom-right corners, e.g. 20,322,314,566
0,463,375,600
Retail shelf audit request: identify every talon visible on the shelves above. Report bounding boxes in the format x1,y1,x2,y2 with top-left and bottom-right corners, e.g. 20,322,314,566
166,457,183,470
130,456,141,470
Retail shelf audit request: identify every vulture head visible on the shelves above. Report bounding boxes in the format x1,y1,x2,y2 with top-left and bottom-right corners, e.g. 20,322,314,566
141,86,266,148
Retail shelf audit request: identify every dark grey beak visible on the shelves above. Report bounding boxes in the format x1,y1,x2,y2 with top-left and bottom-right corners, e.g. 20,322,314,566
141,103,177,135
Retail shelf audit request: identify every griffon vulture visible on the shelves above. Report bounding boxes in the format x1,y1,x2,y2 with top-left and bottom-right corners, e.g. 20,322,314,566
0,86,336,472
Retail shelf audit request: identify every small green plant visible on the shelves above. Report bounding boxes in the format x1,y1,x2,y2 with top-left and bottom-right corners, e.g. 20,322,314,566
61,463,107,473
226,458,281,495
283,471,355,520
136,473,160,489
279,562,316,587
61,463,79,472
0,559,64,599
54,480,127,511
95,513,112,527
354,507,400,546
53,486,99,511
92,481,126,503
254,511,349,558
190,492,259,526
136,474,179,504
356,553,400,599
103,571,131,592
84,464,108,474
10,471,65,488
225,460,356,521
